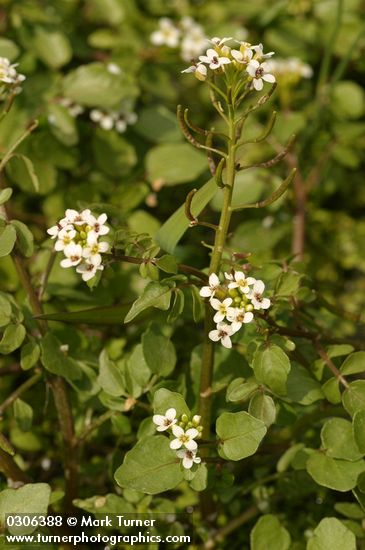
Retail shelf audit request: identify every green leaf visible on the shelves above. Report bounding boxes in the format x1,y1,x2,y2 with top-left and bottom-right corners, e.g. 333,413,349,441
153,388,190,417
322,378,341,404
226,377,259,402
0,225,17,257
48,104,78,146
156,177,218,254
6,155,40,193
63,62,129,108
248,392,276,427
189,463,208,492
142,326,176,376
320,418,363,461
307,517,356,550
216,411,267,461
35,303,134,325
125,344,151,398
93,129,137,177
286,365,324,405
306,453,365,492
0,324,26,354
134,106,182,143
0,293,12,328
250,514,291,550
0,432,15,456
252,344,291,396
342,380,365,416
20,341,40,370
0,188,13,205
334,502,365,519
0,483,51,535
88,0,125,25
167,288,185,323
353,410,365,454
40,333,82,382
114,436,184,494
73,494,134,515
341,352,365,375
32,27,72,69
156,255,178,274
189,284,205,323
0,38,20,61
98,349,126,397
146,143,207,186
332,81,365,120
10,220,34,257
14,399,33,432
124,282,172,324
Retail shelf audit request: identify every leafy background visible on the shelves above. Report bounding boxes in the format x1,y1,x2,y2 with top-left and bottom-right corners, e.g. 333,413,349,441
0,0,365,548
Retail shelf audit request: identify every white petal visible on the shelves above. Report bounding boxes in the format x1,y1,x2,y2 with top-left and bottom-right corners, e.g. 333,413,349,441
221,335,232,348
261,298,271,309
254,78,264,91
223,298,233,307
182,456,193,469
156,425,170,432
186,428,199,439
209,330,221,342
165,408,177,421
213,311,225,323
185,439,198,451
172,425,184,437
243,312,254,323
210,298,221,311
200,286,213,297
254,280,265,294
170,439,183,450
246,277,256,285
194,456,201,464
262,73,276,83
231,321,242,333
218,57,231,65
152,415,165,426
209,273,220,287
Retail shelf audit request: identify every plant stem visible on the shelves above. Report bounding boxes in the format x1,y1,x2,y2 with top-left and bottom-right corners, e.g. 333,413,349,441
199,108,236,437
0,372,42,416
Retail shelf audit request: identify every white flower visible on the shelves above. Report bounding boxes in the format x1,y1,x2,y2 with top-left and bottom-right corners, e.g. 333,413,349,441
82,236,109,266
180,24,208,61
151,18,180,48
76,261,104,281
209,37,233,47
231,42,254,64
47,220,70,239
199,273,220,299
226,308,254,332
209,322,237,348
90,109,103,122
87,213,109,237
152,408,177,432
181,62,207,81
100,114,114,131
170,425,199,451
249,280,271,310
64,208,92,225
107,62,121,75
176,449,201,469
0,57,25,85
252,43,275,60
54,228,76,251
246,59,276,91
210,297,233,323
199,48,231,70
60,243,83,267
228,271,256,294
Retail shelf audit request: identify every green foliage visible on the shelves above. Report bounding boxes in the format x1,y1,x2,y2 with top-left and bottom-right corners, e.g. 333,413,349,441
250,515,291,550
114,436,184,494
216,411,267,461
252,344,291,396
307,517,356,550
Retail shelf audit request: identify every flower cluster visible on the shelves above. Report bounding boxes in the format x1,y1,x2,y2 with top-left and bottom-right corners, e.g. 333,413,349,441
47,209,109,282
58,97,85,118
0,57,25,98
89,108,137,133
150,17,208,62
153,408,202,470
182,38,275,91
200,271,271,348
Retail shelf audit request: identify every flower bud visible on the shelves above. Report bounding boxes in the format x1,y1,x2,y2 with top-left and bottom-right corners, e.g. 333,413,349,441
181,414,189,424
192,415,201,426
